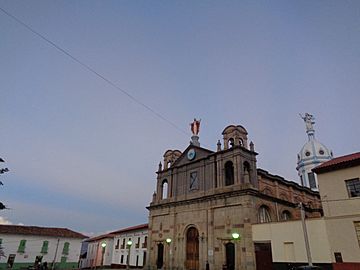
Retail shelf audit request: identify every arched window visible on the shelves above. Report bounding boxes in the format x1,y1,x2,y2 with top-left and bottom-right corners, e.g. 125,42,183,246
228,138,235,148
281,210,292,221
258,205,271,223
243,161,250,183
262,188,273,196
225,161,234,186
161,179,168,199
239,138,244,147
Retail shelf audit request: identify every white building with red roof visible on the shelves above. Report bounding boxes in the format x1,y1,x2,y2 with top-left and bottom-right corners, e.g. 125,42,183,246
81,223,148,269
0,224,87,270
81,233,114,269
111,224,148,269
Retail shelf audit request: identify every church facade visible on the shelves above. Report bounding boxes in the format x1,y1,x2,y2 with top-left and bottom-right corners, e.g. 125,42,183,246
147,123,321,270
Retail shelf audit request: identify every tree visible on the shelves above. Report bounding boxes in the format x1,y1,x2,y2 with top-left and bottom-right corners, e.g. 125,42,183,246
0,157,9,210
0,242,5,259
0,157,9,259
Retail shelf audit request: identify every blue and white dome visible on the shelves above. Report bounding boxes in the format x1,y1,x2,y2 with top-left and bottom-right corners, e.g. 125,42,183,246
296,113,332,190
298,139,332,164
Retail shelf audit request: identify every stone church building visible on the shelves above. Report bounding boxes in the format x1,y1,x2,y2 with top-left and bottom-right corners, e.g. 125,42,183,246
147,123,322,270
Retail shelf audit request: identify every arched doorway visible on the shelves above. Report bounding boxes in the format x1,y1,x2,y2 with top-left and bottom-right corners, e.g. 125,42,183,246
186,227,199,270
225,242,235,270
156,243,164,269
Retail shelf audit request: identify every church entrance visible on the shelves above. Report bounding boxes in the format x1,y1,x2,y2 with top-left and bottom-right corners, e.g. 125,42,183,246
156,243,164,269
186,227,199,270
225,242,235,270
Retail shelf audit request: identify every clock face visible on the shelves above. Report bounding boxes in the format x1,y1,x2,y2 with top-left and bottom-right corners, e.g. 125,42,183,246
187,149,196,160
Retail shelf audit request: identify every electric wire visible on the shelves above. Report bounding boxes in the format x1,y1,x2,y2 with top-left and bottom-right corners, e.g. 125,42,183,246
0,6,188,137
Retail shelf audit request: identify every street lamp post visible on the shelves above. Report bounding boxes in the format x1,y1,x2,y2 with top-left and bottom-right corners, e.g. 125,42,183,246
166,238,172,270
126,240,132,270
101,242,107,268
299,202,313,266
230,232,241,270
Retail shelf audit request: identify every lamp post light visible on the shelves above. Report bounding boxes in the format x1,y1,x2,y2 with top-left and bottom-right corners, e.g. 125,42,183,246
101,242,107,268
166,238,172,270
231,233,240,240
126,240,132,270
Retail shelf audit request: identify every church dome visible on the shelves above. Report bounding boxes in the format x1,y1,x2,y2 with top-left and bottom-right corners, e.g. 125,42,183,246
297,138,332,167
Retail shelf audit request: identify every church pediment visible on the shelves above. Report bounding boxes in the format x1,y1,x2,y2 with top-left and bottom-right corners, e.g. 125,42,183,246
171,145,214,167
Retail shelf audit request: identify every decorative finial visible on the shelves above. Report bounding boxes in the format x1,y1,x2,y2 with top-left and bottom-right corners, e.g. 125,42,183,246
217,140,221,151
158,161,162,172
250,141,254,152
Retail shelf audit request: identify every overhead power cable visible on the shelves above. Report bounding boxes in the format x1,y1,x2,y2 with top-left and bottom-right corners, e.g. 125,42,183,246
0,6,188,136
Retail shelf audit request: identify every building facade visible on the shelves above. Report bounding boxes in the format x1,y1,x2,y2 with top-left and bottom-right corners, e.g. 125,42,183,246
313,152,360,269
111,224,148,269
0,225,87,270
81,233,114,269
81,224,148,269
252,218,332,269
251,152,360,270
147,123,321,270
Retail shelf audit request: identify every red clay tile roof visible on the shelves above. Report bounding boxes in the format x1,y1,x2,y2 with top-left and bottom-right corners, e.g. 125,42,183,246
111,223,148,235
0,225,88,239
85,224,148,242
86,233,115,242
312,152,360,174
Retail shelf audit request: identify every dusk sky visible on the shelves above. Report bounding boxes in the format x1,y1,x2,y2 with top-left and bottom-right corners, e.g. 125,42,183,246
1,1,360,236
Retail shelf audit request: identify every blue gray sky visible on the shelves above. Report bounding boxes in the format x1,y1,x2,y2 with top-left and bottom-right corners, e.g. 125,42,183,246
1,1,360,235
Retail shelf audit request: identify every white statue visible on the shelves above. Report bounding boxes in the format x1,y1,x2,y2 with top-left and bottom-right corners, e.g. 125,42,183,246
300,113,315,131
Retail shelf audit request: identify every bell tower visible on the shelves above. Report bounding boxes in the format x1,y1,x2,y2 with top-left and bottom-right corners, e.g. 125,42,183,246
222,125,249,150
220,125,258,188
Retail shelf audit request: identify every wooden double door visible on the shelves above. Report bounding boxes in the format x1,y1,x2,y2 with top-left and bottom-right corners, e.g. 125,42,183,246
186,227,199,270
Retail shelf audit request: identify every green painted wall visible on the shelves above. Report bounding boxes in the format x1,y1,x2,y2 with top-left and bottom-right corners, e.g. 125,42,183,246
0,262,78,270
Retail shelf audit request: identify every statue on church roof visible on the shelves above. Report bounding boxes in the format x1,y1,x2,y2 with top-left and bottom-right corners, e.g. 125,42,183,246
190,118,201,136
297,112,332,191
300,113,315,132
